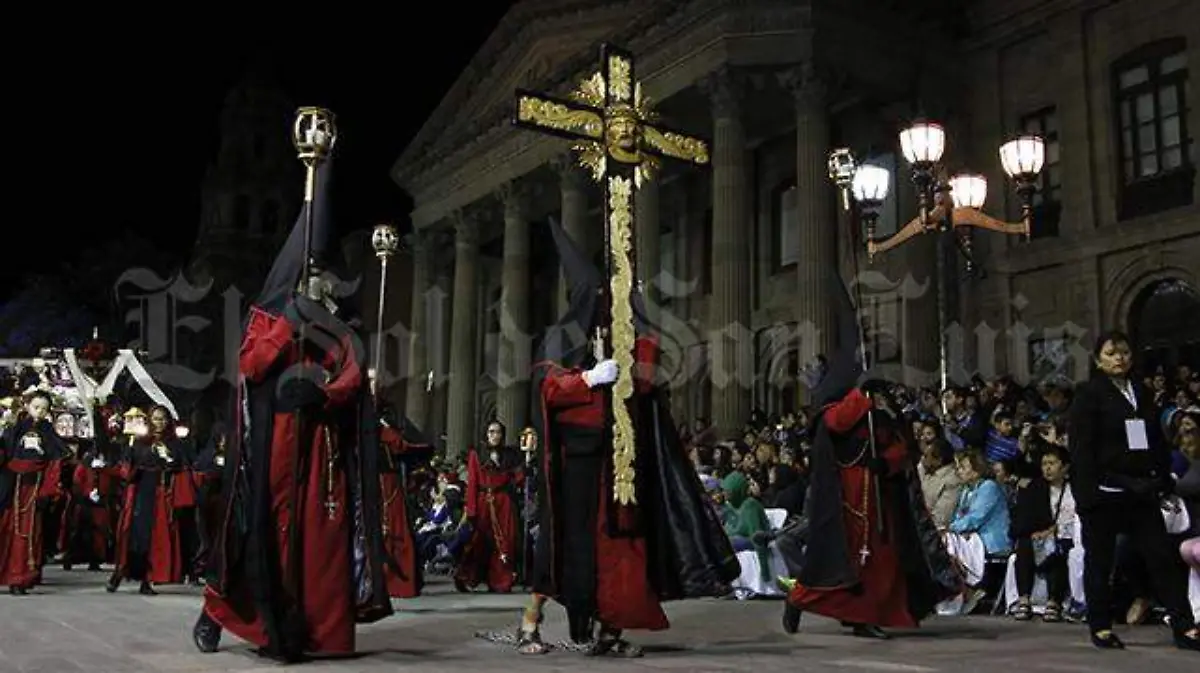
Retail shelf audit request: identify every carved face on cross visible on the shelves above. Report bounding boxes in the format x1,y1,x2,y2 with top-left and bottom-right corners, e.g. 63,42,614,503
605,103,640,163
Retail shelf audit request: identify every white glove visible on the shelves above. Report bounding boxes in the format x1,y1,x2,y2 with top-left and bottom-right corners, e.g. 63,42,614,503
581,359,618,388
215,455,225,467
89,488,100,504
90,458,105,468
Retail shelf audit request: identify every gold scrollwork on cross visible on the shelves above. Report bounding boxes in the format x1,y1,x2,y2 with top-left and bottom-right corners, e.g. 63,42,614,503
607,174,637,506
643,127,711,166
607,54,632,102
516,96,604,140
513,44,711,507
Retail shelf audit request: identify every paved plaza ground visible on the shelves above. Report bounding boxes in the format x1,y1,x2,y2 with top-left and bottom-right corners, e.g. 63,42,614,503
0,568,1195,672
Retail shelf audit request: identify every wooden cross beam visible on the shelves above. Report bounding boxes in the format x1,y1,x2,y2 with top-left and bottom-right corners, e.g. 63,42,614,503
512,43,709,506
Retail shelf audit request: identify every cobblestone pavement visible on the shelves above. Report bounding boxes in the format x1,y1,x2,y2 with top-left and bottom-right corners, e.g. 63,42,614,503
0,568,1195,672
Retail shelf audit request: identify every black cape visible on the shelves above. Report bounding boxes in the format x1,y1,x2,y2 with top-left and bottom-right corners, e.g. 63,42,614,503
205,158,392,656
529,216,738,601
797,263,960,618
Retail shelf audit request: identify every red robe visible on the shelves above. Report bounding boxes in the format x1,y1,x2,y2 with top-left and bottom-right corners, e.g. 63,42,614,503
379,424,425,599
62,460,120,563
0,453,62,587
787,389,915,628
112,440,186,585
535,335,669,631
203,306,363,655
455,448,523,593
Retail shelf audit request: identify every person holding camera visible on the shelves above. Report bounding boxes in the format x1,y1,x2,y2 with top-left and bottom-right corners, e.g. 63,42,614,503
1009,446,1076,622
1069,330,1199,651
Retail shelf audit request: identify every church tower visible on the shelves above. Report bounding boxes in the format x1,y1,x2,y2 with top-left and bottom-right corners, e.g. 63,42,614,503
188,62,301,295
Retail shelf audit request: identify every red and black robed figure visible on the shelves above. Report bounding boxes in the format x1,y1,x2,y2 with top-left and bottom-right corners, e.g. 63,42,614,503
529,217,737,644
785,267,959,635
197,161,393,660
378,409,433,599
0,396,65,593
62,409,121,571
191,423,227,579
108,409,189,592
456,432,524,593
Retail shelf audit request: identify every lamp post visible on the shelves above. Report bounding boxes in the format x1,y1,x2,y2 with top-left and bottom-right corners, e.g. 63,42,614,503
829,120,1045,391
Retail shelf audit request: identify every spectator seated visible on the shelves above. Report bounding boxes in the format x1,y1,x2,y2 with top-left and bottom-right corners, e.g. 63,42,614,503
730,507,789,598
1001,513,1087,616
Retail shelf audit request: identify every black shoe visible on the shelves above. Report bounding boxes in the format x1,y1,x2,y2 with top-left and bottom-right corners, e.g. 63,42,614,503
139,581,158,596
105,577,120,593
852,624,890,640
1089,630,1125,650
87,563,102,572
253,647,307,663
782,603,802,634
193,613,221,653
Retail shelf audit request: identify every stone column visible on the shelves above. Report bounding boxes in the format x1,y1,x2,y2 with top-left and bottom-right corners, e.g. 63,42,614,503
403,230,434,431
783,64,836,363
496,183,532,435
554,157,591,318
705,68,752,439
429,268,453,443
446,212,480,459
635,175,661,326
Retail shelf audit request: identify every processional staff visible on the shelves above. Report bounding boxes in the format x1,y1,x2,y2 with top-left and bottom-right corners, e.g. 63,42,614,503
370,224,400,399
290,107,336,527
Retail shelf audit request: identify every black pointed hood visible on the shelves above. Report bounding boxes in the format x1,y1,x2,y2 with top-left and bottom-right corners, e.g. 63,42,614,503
538,216,600,370
537,216,652,370
253,159,335,317
808,264,864,408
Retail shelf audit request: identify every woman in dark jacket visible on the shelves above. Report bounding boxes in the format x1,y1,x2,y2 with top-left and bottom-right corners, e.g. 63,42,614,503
1068,330,1199,651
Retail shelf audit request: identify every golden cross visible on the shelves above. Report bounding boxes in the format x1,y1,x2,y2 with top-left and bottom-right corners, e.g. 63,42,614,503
513,44,709,506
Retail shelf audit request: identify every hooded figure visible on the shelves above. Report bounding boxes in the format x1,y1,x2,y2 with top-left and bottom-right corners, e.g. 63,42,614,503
721,471,772,583
193,160,393,661
376,399,434,600
780,265,960,639
517,216,737,656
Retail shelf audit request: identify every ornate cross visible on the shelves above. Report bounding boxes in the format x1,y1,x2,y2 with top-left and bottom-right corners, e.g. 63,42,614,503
513,43,710,506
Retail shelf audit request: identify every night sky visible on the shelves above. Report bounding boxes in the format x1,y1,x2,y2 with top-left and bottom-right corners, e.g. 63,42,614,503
4,7,514,301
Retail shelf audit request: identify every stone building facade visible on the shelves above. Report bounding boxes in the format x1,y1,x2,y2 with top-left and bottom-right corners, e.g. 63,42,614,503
392,0,1200,448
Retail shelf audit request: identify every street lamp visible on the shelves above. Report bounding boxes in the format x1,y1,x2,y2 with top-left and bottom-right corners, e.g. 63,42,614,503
828,120,1045,391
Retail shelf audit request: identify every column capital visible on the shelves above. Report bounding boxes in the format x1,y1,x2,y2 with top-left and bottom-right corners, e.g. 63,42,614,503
701,66,745,120
451,209,481,247
497,181,532,219
551,153,591,191
403,229,439,265
778,62,826,111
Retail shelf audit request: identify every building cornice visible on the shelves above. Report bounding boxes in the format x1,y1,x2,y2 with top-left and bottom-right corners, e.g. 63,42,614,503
401,1,813,228
393,0,670,187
